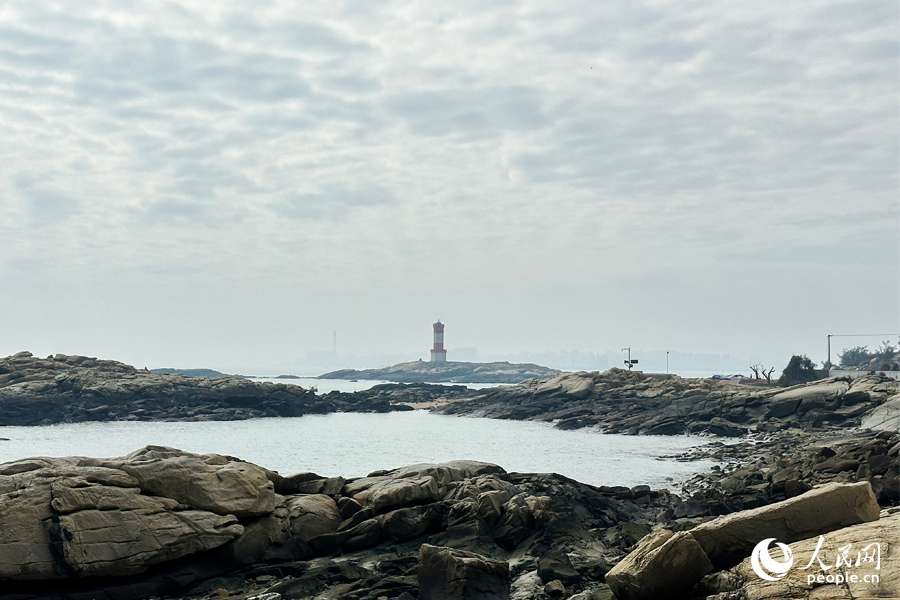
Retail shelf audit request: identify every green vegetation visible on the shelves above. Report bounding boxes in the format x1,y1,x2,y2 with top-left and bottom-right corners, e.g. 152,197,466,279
778,355,822,386
838,340,898,370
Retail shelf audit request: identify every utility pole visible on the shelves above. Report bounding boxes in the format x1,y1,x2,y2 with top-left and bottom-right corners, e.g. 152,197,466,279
666,351,669,374
622,347,638,370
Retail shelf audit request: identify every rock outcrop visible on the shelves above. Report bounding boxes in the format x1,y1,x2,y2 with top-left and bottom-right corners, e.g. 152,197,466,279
320,360,561,384
0,442,896,600
437,369,900,437
606,482,881,600
688,481,880,569
0,448,669,600
703,510,899,599
0,351,412,426
0,449,247,582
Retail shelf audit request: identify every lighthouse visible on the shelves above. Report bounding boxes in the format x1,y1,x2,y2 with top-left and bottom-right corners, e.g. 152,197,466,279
430,320,447,362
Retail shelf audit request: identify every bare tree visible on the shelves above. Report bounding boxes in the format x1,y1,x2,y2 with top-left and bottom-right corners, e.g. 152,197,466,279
749,363,761,379
749,363,774,383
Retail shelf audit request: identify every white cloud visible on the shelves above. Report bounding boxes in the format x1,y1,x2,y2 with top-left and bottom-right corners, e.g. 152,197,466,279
0,0,896,369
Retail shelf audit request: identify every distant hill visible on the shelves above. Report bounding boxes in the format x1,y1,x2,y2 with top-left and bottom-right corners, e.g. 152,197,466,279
318,360,561,384
150,368,232,378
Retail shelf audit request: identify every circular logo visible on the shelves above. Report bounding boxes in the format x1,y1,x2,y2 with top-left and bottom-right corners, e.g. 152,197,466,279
751,538,794,581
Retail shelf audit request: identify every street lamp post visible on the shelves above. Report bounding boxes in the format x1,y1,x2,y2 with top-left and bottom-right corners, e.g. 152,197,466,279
622,347,638,370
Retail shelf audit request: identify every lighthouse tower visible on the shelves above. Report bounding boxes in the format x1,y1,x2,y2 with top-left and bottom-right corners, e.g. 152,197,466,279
430,320,447,362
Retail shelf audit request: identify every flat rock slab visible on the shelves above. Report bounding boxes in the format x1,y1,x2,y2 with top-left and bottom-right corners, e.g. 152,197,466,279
690,481,880,569
709,512,899,599
861,394,900,431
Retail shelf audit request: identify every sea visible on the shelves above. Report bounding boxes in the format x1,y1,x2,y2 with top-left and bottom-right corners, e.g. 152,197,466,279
0,377,720,490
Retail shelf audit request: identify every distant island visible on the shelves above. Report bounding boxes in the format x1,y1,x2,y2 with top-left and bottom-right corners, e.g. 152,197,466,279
149,367,231,378
318,359,562,383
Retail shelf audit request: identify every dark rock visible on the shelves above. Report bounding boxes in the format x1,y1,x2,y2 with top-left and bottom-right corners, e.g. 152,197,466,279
544,579,566,595
813,458,861,473
783,479,812,498
537,552,580,585
418,544,510,600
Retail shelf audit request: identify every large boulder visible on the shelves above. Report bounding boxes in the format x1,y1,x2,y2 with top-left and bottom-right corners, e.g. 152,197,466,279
418,544,510,600
605,529,714,600
285,494,342,543
689,481,880,569
91,446,276,518
703,512,899,599
352,475,442,513
0,460,244,581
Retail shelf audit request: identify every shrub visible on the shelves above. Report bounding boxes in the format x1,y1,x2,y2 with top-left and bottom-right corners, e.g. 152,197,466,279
778,355,822,386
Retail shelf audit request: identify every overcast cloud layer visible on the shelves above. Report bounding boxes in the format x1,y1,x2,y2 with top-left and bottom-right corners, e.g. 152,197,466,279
0,0,897,372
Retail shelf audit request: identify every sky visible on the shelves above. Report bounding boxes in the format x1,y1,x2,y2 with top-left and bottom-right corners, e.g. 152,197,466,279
0,0,897,374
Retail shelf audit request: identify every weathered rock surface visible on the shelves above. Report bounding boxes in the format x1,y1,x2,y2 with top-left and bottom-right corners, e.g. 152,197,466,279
320,359,561,384
689,480,880,569
0,449,686,600
0,352,411,426
704,511,899,599
0,435,895,600
418,543,510,600
437,369,900,437
0,451,246,582
861,393,900,431
608,482,883,600
606,529,714,600
91,446,277,518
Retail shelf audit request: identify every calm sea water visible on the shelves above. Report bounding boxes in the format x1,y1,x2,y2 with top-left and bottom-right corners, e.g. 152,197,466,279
0,411,714,489
248,377,505,392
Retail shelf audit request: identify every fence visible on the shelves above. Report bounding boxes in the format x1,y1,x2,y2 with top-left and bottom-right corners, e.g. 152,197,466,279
828,369,900,381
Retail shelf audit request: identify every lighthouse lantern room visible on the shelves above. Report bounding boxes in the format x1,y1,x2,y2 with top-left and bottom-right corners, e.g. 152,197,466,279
430,320,447,362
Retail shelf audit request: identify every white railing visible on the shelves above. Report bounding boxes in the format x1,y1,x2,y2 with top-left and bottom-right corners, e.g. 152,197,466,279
829,369,900,380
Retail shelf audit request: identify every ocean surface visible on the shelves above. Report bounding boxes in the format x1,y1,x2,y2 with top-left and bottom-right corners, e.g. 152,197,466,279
0,411,716,489
248,377,505,392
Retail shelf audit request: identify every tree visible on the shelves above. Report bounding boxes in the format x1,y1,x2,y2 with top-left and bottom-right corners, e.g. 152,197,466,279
877,340,897,360
778,355,821,386
838,346,872,367
749,363,776,383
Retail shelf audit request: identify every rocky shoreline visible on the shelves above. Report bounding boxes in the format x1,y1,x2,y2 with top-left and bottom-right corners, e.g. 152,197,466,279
319,360,562,384
434,368,900,437
0,436,896,600
0,352,417,426
1,351,898,598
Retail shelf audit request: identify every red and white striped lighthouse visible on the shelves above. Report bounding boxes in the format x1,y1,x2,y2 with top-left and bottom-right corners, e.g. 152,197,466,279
430,320,447,362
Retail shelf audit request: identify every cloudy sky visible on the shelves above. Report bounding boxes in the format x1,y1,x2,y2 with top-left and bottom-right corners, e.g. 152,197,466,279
0,0,897,373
